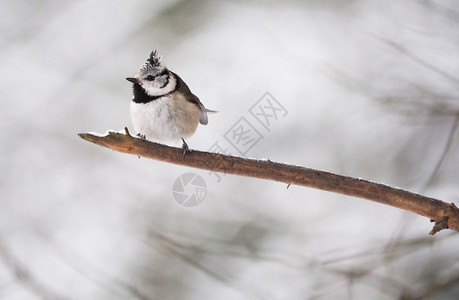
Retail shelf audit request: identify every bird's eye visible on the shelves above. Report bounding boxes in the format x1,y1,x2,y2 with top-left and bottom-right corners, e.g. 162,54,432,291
146,75,155,81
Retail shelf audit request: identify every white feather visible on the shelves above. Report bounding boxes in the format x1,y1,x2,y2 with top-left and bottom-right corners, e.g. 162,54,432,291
130,93,200,144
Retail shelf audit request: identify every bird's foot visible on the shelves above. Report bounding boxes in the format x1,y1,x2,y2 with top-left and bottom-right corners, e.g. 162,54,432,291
181,138,191,157
136,133,147,140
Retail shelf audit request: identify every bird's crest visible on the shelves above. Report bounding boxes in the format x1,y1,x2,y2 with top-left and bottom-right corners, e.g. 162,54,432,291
147,50,162,67
139,49,165,76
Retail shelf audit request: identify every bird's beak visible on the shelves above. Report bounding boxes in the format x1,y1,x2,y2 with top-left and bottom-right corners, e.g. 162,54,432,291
126,77,138,84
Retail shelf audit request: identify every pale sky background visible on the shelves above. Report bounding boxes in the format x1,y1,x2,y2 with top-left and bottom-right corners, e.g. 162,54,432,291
1,1,458,299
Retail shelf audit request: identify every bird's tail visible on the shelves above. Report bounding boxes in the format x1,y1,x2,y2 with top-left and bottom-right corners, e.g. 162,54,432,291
205,108,219,113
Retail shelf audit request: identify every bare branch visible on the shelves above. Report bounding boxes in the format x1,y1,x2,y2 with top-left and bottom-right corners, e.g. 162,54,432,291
78,128,459,235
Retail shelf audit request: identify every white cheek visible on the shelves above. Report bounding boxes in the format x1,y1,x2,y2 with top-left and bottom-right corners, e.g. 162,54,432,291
142,76,177,97
142,82,161,95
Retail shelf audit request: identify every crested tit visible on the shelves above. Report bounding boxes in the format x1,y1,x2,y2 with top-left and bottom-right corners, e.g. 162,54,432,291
126,50,215,155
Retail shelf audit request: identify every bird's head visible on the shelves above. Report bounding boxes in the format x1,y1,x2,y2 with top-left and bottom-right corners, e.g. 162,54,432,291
126,50,176,97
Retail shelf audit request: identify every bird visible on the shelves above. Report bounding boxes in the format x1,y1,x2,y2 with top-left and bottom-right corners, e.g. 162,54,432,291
126,50,215,155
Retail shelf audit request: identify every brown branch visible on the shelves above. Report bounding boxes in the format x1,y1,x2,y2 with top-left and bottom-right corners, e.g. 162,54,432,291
78,128,459,235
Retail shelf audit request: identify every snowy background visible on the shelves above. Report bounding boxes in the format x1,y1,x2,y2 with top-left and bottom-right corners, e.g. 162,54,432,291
1,0,459,299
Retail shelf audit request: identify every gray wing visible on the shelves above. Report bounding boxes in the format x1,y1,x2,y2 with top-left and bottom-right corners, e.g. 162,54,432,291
172,72,208,125
191,94,208,125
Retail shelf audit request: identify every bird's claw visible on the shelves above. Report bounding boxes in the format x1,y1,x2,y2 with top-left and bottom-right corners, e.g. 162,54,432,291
137,133,147,140
181,138,191,157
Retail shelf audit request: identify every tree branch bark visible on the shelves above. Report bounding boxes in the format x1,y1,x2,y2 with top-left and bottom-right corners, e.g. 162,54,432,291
78,128,459,235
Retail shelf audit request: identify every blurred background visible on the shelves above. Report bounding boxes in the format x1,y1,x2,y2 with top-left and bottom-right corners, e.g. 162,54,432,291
1,0,459,299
